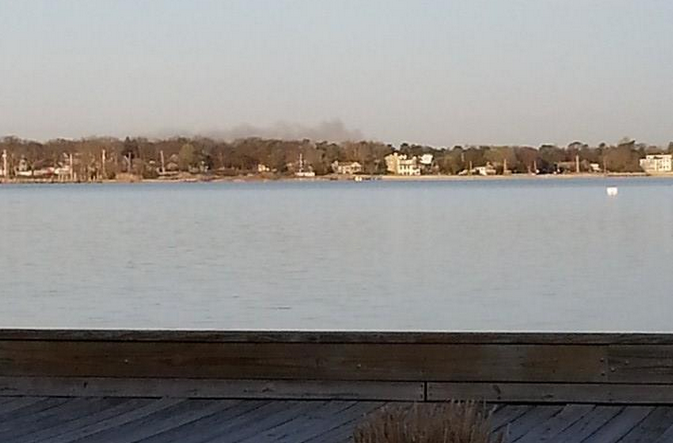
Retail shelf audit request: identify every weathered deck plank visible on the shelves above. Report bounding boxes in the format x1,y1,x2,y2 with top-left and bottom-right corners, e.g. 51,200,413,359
0,396,17,405
0,376,424,401
552,405,623,442
515,404,594,442
505,405,564,441
40,398,184,443
287,402,372,443
0,341,608,383
428,382,673,404
301,402,387,443
0,399,671,443
580,406,653,443
222,401,330,443
0,397,122,440
608,345,673,384
0,397,70,423
2,330,673,442
5,331,673,404
137,400,266,443
78,399,238,443
491,405,533,431
254,400,357,443
169,400,292,443
651,422,673,443
0,397,47,415
17,398,150,443
616,406,673,442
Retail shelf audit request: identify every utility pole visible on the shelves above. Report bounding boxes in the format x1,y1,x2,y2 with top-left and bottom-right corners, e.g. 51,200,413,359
160,150,166,174
69,153,74,182
101,149,107,179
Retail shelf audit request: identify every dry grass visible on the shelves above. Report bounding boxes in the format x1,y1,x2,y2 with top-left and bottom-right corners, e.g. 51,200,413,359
353,401,505,443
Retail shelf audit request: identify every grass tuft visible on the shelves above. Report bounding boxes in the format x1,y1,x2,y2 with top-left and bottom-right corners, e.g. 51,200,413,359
353,401,505,443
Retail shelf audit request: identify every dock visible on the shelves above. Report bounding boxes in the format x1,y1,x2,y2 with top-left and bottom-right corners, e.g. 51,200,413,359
2,330,673,441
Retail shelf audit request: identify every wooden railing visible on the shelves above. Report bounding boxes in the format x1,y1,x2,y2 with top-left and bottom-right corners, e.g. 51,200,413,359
1,330,673,403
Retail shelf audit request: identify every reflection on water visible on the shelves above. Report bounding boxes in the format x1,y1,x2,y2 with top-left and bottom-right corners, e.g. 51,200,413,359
1,178,672,331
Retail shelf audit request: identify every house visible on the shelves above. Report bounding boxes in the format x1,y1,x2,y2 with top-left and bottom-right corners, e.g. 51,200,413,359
257,164,271,173
0,150,7,177
639,154,672,173
419,154,435,173
419,154,433,166
331,161,362,175
473,163,497,176
384,153,421,176
15,158,32,177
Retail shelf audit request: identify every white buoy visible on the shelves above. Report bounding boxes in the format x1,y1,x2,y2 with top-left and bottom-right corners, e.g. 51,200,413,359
606,187,618,196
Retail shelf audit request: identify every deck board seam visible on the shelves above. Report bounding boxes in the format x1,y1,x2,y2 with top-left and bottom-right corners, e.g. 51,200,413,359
581,406,655,443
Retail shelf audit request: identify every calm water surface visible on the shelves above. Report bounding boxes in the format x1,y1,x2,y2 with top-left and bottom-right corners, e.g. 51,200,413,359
1,178,672,331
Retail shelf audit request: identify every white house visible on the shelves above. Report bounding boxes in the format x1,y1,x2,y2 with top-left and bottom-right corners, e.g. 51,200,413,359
384,153,421,176
474,163,497,176
419,154,433,166
0,150,7,177
640,154,672,173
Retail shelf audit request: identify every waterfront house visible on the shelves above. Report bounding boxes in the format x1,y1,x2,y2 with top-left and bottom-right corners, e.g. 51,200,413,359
473,163,497,176
419,154,433,166
419,154,434,173
331,161,362,175
385,152,421,175
0,150,7,177
639,154,672,173
15,157,30,177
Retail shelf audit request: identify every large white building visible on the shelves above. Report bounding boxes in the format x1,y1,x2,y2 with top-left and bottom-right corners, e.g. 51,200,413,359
0,150,7,177
640,154,672,173
384,153,421,176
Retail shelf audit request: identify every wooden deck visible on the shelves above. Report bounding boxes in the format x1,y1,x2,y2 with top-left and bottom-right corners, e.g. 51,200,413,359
1,397,673,442
3,330,673,440
4,330,673,403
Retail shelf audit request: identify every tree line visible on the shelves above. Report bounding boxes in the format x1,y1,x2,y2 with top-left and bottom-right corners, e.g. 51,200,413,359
0,135,670,180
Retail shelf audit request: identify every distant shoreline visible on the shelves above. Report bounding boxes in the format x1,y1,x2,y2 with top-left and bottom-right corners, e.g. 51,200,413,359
377,172,659,181
3,171,673,185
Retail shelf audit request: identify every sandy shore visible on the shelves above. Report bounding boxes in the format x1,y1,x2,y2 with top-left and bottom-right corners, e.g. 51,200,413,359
377,172,660,181
4,171,673,185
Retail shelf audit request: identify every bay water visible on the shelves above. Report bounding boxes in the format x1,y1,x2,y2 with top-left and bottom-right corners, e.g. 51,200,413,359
1,178,672,331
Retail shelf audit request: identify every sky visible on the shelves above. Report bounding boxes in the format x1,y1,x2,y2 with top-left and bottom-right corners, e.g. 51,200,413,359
1,0,673,147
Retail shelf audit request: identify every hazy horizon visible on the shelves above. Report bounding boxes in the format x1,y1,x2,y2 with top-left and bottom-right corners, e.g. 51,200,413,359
2,1,673,146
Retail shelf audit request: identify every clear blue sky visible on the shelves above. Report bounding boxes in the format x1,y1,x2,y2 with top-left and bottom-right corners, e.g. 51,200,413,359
1,0,672,146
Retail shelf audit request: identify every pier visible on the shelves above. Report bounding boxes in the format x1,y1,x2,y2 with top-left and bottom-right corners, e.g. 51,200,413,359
2,330,673,441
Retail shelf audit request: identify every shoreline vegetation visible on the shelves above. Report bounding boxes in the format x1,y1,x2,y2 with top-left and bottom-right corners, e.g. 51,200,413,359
3,172,669,185
0,135,671,184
